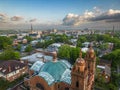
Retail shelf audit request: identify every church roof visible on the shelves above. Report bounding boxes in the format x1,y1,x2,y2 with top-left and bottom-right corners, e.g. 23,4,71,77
30,61,44,73
31,60,71,85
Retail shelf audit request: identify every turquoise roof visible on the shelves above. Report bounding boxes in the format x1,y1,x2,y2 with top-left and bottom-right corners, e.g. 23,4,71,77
60,69,71,84
30,61,44,73
38,72,55,85
40,61,68,81
60,60,72,68
31,60,72,86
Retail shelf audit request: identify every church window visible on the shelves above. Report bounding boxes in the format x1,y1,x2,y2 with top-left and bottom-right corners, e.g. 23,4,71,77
76,81,79,87
65,87,69,90
36,83,44,90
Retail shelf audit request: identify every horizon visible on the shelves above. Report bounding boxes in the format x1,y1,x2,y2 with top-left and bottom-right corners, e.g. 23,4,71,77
0,0,120,30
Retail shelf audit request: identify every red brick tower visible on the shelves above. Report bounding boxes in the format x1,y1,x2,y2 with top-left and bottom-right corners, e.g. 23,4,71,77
71,51,88,90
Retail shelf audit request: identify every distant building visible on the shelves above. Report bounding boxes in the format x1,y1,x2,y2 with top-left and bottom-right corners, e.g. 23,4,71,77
0,60,27,82
47,43,62,52
29,24,41,39
22,39,28,44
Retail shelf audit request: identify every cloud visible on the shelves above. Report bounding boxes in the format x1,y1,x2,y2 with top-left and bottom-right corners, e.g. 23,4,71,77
11,15,24,21
63,9,120,26
0,13,9,23
29,18,37,22
89,9,120,22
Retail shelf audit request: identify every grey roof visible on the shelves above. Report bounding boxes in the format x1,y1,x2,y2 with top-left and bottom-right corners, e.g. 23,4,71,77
0,60,26,75
21,53,53,63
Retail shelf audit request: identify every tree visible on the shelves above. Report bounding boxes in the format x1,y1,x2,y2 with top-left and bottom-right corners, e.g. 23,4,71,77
102,49,120,88
25,45,33,52
58,45,80,63
0,46,20,60
35,42,45,48
0,36,12,49
15,44,21,51
24,36,33,43
99,43,109,50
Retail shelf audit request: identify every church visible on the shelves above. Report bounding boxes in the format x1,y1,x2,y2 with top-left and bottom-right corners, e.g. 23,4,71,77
24,46,96,90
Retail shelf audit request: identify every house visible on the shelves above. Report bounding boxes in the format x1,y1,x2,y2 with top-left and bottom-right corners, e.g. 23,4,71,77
0,60,28,82
20,52,53,64
97,59,112,82
47,43,62,52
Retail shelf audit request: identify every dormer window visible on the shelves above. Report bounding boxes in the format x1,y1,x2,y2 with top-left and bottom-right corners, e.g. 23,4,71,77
15,67,17,69
0,67,2,70
18,66,20,69
2,69,6,72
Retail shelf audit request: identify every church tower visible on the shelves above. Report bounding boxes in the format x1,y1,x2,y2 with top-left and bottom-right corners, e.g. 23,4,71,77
85,45,96,75
85,45,96,90
71,45,96,90
71,51,88,90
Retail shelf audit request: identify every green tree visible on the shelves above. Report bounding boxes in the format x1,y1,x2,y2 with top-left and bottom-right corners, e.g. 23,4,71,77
25,45,33,52
35,42,45,48
0,46,20,60
102,49,120,88
24,36,33,43
15,44,21,51
0,36,12,49
58,45,80,63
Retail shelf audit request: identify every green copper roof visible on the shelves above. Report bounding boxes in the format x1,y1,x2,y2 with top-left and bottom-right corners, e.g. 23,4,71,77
38,72,55,85
31,60,72,85
40,61,68,82
60,69,71,84
30,61,44,73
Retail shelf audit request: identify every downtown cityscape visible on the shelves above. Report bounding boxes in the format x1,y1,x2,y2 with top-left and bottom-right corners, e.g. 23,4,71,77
0,0,120,90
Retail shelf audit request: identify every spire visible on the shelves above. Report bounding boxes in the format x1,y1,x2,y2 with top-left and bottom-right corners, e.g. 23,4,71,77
52,51,57,62
79,49,82,58
31,24,33,33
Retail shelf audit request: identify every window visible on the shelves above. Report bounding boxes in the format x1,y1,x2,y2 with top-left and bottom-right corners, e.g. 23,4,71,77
88,64,90,69
36,83,44,90
76,81,79,88
65,87,69,90
58,84,60,88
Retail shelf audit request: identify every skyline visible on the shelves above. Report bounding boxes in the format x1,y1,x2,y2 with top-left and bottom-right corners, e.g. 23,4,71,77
0,0,120,30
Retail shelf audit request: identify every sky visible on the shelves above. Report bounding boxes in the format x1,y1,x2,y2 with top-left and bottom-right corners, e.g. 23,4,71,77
0,0,120,30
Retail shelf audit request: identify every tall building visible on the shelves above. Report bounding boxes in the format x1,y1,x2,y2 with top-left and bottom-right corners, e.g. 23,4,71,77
31,24,33,33
71,45,96,90
25,46,96,90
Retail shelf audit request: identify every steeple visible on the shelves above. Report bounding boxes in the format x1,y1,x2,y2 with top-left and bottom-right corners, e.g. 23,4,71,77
31,24,33,33
71,50,87,90
112,25,115,35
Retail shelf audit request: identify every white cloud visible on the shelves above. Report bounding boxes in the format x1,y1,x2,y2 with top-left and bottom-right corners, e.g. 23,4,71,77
29,18,37,22
11,15,24,21
63,8,120,26
0,13,9,23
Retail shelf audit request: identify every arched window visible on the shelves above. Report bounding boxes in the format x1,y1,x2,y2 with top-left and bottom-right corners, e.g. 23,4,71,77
88,63,90,69
65,87,69,90
36,83,44,90
76,81,79,87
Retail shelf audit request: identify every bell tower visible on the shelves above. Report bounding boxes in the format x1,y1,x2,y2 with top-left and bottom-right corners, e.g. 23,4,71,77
86,45,96,74
71,51,88,90
85,45,96,90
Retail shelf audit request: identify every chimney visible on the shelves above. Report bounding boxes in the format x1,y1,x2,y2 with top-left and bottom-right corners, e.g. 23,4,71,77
8,65,11,72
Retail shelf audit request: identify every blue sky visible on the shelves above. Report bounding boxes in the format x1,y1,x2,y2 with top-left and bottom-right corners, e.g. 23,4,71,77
0,0,120,30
